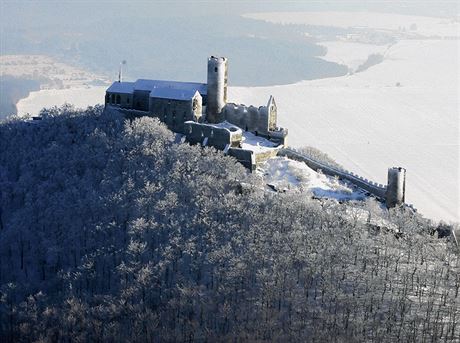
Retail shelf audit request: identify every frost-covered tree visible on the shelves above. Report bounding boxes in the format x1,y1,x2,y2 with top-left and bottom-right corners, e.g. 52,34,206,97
0,106,458,342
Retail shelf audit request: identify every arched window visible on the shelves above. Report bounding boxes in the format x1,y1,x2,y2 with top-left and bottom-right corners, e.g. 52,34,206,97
111,94,115,104
116,95,121,105
105,94,110,104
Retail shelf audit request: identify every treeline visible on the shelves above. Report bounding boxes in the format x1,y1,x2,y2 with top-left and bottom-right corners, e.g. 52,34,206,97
0,106,458,342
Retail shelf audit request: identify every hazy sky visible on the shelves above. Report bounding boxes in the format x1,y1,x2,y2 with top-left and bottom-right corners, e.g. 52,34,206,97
2,0,459,28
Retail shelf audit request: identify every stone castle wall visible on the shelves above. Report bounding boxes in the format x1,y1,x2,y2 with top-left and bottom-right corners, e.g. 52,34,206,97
223,103,270,135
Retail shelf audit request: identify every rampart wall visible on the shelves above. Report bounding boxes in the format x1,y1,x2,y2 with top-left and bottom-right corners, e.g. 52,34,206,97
227,148,256,171
184,121,241,150
278,148,387,199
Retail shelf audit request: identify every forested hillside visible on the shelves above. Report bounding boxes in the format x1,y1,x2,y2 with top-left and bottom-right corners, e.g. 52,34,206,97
0,106,459,342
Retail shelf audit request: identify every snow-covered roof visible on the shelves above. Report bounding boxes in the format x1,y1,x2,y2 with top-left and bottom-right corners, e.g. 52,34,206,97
150,88,200,101
106,81,134,94
134,79,207,95
107,79,208,97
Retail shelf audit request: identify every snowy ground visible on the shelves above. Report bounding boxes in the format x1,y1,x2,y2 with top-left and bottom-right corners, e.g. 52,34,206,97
258,156,366,201
241,131,278,152
17,86,107,116
319,41,392,72
243,11,460,38
232,12,459,223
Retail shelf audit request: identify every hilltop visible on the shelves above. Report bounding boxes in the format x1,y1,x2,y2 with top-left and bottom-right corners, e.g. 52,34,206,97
0,106,458,342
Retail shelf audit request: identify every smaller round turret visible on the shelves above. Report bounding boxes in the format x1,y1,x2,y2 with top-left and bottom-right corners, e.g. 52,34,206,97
386,167,406,208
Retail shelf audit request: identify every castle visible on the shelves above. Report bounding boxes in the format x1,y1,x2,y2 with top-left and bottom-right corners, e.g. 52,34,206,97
105,57,407,208
105,56,287,169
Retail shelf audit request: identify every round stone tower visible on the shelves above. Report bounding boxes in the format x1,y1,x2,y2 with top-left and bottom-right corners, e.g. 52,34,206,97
206,56,228,123
386,167,406,208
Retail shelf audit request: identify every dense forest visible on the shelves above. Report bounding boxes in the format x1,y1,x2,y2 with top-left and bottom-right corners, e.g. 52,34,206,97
0,106,459,342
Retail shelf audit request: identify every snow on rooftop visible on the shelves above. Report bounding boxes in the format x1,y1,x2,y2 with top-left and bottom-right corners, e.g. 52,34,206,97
258,156,366,201
149,88,199,100
134,79,207,94
106,82,134,93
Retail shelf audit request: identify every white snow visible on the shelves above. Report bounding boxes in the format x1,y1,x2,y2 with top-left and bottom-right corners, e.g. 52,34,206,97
259,156,365,201
244,11,460,38
16,86,107,116
232,12,459,222
319,41,392,72
241,131,278,152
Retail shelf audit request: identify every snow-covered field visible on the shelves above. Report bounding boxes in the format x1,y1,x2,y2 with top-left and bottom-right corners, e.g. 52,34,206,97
17,86,107,116
1,55,109,90
319,41,391,72
244,11,460,38
231,11,459,223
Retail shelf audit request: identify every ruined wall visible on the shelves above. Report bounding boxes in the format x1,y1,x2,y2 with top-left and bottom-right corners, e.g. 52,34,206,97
184,121,242,150
278,149,388,200
223,103,269,135
184,122,282,171
269,129,288,146
254,149,279,164
268,99,277,131
227,148,256,171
